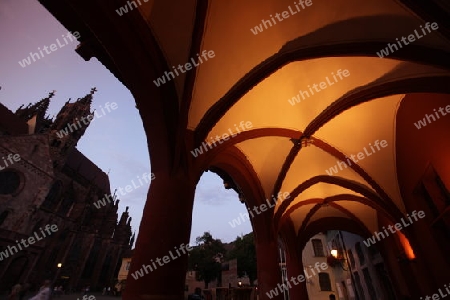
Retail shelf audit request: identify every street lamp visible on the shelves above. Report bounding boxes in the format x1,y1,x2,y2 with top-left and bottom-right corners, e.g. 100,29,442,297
330,231,361,300
53,263,63,286
329,249,349,271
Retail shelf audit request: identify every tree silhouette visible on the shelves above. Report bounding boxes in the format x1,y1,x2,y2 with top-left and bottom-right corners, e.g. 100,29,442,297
188,232,226,288
227,233,257,285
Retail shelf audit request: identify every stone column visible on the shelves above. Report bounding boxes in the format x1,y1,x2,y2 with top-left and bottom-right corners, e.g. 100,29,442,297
254,238,284,300
297,260,310,300
285,245,309,300
122,170,197,300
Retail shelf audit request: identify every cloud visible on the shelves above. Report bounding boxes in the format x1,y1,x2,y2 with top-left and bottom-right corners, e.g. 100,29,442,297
195,173,238,206
107,151,150,177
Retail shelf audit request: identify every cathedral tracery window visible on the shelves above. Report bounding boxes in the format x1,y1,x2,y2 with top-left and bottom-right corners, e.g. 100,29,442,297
0,211,9,226
0,170,21,195
57,187,75,216
42,181,63,210
82,239,101,278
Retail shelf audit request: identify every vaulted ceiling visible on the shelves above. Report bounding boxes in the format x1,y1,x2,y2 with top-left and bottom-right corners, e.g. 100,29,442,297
39,0,450,244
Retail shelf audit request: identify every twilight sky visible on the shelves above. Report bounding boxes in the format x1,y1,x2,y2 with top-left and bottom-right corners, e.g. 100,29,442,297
0,0,252,245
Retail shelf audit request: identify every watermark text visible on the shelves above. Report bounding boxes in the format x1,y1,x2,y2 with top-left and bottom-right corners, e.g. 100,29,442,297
0,153,21,170
130,242,193,280
266,262,328,298
0,224,58,261
229,192,290,228
363,210,425,247
325,140,388,176
18,32,80,68
414,105,450,130
250,0,313,35
56,102,118,138
288,69,350,106
376,22,438,58
191,121,253,158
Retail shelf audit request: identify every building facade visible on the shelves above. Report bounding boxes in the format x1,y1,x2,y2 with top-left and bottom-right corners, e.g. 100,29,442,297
327,231,396,300
118,249,133,283
0,91,132,293
118,254,251,299
302,233,337,300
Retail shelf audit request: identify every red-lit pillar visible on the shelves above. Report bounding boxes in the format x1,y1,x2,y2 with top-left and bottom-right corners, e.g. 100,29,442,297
123,170,197,300
250,207,284,300
281,222,309,300
285,246,309,300
377,215,437,298
255,238,284,300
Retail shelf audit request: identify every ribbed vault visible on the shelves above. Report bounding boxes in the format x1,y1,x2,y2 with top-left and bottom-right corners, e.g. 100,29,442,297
38,0,450,296
42,0,450,248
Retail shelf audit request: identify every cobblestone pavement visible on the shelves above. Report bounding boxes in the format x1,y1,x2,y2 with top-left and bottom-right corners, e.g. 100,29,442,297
53,294,121,300
0,293,121,300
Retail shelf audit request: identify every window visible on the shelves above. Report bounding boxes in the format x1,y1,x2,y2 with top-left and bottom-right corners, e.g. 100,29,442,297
82,239,101,278
362,268,377,300
355,242,365,265
418,165,450,217
340,281,348,299
0,170,21,195
367,243,379,259
375,263,397,300
221,262,229,271
57,186,75,216
416,165,450,260
420,182,440,217
435,175,450,205
347,249,355,268
353,272,365,299
0,211,8,226
99,254,112,283
312,239,325,257
319,273,332,291
42,181,63,210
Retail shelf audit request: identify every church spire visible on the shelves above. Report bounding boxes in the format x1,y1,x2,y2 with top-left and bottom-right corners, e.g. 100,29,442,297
78,87,96,106
15,91,55,133
51,88,95,132
49,89,97,169
129,232,136,247
15,90,55,122
114,206,132,245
